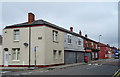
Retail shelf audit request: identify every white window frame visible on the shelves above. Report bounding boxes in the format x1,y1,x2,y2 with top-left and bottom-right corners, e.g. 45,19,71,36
67,34,72,44
92,52,94,58
78,37,81,46
92,42,94,48
58,50,62,59
86,41,88,47
53,50,57,59
96,44,98,49
12,48,20,61
14,30,20,41
53,30,58,42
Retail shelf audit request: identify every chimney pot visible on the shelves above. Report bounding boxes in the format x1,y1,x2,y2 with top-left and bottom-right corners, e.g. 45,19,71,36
79,30,82,35
70,27,73,32
28,13,35,24
85,34,87,37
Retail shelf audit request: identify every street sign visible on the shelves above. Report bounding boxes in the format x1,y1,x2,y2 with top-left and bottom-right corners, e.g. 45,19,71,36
34,47,36,52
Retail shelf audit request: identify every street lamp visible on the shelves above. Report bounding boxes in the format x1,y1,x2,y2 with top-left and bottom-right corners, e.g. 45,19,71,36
99,35,102,43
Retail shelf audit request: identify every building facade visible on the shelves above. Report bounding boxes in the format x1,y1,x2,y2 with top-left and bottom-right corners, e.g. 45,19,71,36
0,35,2,66
64,29,85,64
83,35,99,62
2,13,64,67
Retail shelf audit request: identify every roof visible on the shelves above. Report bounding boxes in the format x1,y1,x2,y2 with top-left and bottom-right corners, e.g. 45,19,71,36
5,19,98,43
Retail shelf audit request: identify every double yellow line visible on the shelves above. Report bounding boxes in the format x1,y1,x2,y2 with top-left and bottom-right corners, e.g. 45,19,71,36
112,69,120,77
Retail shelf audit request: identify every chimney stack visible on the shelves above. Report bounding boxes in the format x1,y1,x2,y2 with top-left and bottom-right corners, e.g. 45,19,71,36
28,13,35,24
70,27,73,32
85,34,87,38
79,30,82,35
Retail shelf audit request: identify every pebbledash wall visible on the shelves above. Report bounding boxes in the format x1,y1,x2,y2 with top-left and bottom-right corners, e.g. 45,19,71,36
0,45,2,66
3,25,64,67
0,35,2,66
2,13,65,67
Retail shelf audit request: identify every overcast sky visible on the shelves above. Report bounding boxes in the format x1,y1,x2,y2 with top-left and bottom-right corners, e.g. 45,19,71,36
0,2,118,48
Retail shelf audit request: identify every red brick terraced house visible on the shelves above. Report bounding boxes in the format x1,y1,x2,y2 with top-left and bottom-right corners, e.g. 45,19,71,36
83,34,99,62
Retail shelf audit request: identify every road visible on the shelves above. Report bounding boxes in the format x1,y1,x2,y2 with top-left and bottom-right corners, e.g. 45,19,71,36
1,59,119,76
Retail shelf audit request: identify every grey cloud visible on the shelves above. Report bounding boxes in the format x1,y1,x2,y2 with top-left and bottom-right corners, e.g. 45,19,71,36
1,2,118,47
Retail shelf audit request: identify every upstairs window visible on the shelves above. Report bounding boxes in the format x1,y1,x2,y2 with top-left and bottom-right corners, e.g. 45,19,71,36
86,41,88,47
92,42,94,48
14,30,20,41
68,35,72,44
78,38,81,45
53,30,58,42
96,44,98,49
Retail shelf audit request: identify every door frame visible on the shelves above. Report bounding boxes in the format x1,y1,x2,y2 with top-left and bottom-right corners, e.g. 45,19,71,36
4,48,9,66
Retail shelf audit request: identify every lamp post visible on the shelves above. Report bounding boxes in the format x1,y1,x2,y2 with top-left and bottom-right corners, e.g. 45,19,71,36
99,35,102,43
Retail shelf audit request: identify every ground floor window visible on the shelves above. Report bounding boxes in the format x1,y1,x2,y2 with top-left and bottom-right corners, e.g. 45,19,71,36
92,52,94,58
59,50,62,58
95,52,98,58
53,50,57,59
12,48,20,61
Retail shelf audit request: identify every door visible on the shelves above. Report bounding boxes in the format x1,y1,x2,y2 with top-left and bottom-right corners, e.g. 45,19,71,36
77,52,84,63
64,51,76,64
4,51,8,66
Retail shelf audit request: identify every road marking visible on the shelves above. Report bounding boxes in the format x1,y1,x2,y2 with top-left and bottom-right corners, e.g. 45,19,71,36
88,64,92,65
44,70,49,72
94,63,98,65
116,72,120,77
1,71,10,74
14,74,20,75
86,64,102,69
40,71,43,73
112,69,120,77
21,72,28,75
86,66,97,69
29,72,32,74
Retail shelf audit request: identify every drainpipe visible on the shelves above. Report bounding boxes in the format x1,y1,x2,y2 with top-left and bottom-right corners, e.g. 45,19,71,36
29,26,31,68
28,13,35,68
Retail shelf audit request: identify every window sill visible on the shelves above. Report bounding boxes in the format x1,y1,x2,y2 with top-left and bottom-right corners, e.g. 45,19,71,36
53,41,59,43
68,43,72,45
78,45,81,46
12,60,20,62
13,40,19,42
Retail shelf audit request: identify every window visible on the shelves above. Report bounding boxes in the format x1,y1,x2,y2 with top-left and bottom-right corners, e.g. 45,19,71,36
92,52,94,58
14,30,20,41
58,50,62,58
12,48,20,61
96,44,98,49
68,35,72,44
86,41,88,47
92,42,94,48
53,50,57,59
95,52,98,58
53,30,58,42
78,38,81,45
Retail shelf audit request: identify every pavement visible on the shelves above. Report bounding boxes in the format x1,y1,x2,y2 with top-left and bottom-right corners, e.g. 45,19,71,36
1,59,119,76
0,59,104,71
0,59,106,72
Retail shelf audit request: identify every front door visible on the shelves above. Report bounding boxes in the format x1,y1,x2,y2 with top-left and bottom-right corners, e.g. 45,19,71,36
4,51,8,66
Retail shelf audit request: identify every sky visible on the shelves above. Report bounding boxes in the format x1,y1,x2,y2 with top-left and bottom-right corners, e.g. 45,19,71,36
0,2,118,48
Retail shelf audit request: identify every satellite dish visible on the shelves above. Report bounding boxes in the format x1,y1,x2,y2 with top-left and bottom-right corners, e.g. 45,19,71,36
24,43,28,47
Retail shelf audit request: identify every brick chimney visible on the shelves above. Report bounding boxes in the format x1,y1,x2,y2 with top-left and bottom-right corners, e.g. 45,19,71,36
85,34,87,38
70,27,73,32
28,13,35,24
79,30,82,35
